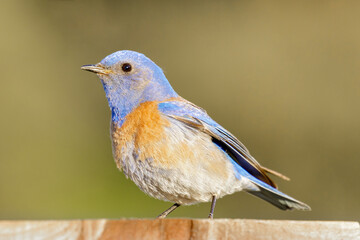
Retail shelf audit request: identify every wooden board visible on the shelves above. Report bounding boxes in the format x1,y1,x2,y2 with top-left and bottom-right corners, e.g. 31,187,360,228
0,219,359,240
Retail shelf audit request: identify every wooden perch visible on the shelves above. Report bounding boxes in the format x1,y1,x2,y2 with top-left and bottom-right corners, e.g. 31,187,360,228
0,219,359,240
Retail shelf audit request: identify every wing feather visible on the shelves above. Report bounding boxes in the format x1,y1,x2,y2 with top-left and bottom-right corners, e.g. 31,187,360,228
166,114,279,188
158,99,289,188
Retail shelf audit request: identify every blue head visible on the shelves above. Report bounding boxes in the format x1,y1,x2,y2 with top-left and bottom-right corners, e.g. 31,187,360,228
81,50,178,124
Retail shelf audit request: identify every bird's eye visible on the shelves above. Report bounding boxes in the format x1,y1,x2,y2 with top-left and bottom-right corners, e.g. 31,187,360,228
121,63,132,72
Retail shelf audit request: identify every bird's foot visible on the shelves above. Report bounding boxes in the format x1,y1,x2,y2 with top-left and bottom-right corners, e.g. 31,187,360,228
156,203,180,219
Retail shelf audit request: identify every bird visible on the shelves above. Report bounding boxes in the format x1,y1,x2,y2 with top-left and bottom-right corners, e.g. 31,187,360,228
81,50,311,218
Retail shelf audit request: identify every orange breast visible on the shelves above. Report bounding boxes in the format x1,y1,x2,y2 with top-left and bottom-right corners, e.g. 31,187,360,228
111,101,170,166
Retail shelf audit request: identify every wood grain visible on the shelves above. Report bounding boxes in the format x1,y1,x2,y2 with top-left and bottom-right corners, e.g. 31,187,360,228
0,219,359,240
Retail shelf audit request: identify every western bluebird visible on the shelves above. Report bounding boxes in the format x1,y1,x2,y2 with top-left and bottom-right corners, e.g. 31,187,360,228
81,50,310,218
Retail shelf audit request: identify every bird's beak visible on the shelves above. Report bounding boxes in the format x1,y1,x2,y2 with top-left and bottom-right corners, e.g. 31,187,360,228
81,64,112,75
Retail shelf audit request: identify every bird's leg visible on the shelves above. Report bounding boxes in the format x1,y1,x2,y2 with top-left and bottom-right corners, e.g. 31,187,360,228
157,203,181,219
208,195,217,219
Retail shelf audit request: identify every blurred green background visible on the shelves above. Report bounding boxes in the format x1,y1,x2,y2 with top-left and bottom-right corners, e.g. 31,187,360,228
0,1,359,221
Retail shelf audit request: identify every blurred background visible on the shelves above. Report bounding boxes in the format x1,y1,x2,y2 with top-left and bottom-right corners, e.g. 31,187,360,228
0,1,359,221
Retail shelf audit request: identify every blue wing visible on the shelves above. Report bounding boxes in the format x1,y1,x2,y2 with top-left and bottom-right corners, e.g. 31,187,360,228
158,99,277,188
158,99,311,211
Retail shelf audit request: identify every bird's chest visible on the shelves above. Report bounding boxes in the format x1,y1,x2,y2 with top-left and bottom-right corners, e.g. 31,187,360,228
110,103,186,202
110,102,171,178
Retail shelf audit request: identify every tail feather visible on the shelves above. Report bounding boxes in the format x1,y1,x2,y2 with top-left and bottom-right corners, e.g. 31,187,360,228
247,180,311,211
